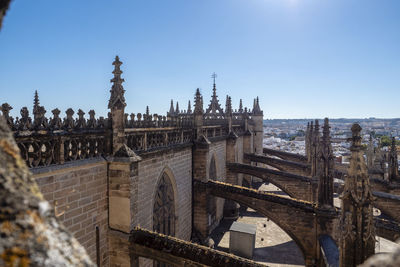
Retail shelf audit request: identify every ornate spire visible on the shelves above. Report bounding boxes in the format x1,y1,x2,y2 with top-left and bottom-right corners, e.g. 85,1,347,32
339,123,375,266
205,73,224,114
305,122,310,161
238,99,243,113
194,88,203,115
32,90,47,130
252,97,262,115
366,135,375,170
175,101,180,114
225,95,232,115
187,100,192,113
108,55,126,110
169,100,174,115
33,90,40,114
311,120,320,176
317,118,334,208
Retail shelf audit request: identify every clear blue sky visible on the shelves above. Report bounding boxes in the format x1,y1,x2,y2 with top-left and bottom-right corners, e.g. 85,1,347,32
0,0,399,119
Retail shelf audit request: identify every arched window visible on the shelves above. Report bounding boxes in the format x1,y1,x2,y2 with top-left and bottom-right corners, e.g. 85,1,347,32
208,156,217,228
153,173,175,236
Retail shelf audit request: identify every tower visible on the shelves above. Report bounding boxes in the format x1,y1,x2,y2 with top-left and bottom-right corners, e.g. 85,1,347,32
251,97,263,154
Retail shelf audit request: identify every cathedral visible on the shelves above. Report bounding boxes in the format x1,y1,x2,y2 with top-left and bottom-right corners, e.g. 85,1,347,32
1,3,400,267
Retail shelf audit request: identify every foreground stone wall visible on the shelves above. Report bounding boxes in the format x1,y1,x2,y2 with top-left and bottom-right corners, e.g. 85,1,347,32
33,159,109,266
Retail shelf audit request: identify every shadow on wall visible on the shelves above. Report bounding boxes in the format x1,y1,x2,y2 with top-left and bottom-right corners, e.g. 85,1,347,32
253,241,304,266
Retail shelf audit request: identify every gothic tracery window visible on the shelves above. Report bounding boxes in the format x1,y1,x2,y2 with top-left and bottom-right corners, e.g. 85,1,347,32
153,173,175,236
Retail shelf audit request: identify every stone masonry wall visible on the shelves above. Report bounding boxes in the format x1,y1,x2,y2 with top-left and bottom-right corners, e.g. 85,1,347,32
134,147,192,239
134,147,192,267
33,159,109,267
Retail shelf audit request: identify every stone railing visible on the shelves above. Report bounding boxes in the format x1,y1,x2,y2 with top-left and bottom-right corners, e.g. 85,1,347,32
15,129,109,168
125,128,194,152
125,112,193,129
3,99,250,168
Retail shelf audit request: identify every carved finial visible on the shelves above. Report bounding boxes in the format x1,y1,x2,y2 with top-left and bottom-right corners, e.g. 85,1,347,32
315,119,320,132
239,99,243,113
322,118,330,138
146,106,150,116
108,55,126,110
33,90,40,113
225,95,232,115
64,108,75,129
350,123,362,151
187,100,192,113
175,102,179,114
194,88,203,115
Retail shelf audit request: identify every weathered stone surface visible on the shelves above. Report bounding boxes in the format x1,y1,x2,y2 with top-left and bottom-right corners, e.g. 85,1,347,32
0,116,94,266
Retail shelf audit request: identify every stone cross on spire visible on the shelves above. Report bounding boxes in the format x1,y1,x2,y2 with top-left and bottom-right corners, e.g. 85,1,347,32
205,73,224,114
108,55,126,110
211,72,217,88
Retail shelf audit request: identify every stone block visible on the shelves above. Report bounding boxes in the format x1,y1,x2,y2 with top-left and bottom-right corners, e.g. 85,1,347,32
229,222,256,259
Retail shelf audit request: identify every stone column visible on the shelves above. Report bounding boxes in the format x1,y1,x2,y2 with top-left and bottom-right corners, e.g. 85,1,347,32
108,56,127,154
106,56,144,266
192,137,211,241
223,132,239,219
242,112,253,187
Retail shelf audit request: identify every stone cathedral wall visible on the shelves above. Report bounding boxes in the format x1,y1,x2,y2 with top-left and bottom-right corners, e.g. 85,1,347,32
133,146,193,267
33,159,109,266
134,146,193,239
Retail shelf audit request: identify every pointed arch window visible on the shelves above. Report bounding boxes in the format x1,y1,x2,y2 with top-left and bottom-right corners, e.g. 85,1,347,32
153,173,175,236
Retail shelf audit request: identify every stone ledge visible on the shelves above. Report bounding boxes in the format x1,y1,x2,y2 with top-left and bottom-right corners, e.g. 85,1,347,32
31,157,107,176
